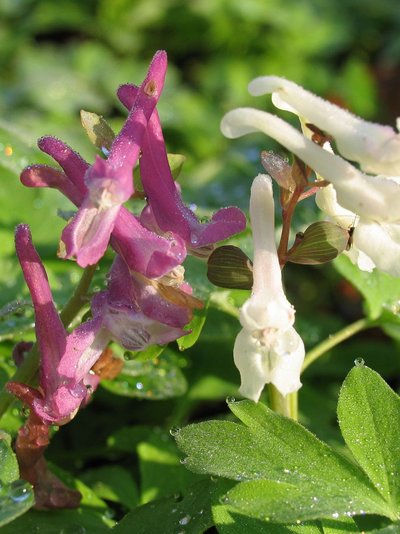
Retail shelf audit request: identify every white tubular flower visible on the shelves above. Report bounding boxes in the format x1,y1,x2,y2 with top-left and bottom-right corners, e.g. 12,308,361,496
233,174,305,402
221,77,400,277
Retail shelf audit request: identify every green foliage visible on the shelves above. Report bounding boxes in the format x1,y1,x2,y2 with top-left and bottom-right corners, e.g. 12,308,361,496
0,436,34,527
175,366,400,527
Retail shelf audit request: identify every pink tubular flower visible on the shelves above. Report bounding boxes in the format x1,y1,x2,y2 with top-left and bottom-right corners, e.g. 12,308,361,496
59,50,169,267
117,84,247,255
21,139,186,279
91,255,201,351
7,225,109,425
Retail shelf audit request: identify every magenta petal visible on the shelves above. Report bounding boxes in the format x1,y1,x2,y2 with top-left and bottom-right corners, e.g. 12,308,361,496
15,225,67,390
38,136,88,195
192,206,248,246
60,197,121,267
21,164,83,206
119,83,247,249
107,50,167,181
58,318,109,382
111,208,186,278
91,258,188,350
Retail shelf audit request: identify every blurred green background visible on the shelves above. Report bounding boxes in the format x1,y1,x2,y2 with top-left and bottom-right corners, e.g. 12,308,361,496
1,1,400,527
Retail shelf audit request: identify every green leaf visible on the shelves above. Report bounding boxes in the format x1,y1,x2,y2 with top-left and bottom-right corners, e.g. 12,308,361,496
137,430,201,504
287,222,349,265
213,500,323,533
101,349,187,399
80,110,115,150
80,465,139,510
0,436,19,484
113,480,213,534
0,508,112,534
177,299,209,350
207,245,253,289
338,365,400,518
319,517,359,533
0,437,34,527
334,255,400,320
175,399,392,522
0,480,35,529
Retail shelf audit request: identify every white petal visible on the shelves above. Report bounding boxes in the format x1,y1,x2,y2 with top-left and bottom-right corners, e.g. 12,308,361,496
240,292,294,332
248,76,400,175
269,327,304,396
315,184,357,228
221,108,400,223
233,329,268,402
353,220,400,277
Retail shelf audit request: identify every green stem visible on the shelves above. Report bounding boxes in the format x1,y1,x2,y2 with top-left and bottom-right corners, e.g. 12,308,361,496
302,317,374,373
0,264,97,419
268,384,298,420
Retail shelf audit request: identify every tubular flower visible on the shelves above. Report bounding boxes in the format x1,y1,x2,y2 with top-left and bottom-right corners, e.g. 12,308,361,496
60,50,168,266
91,255,202,351
21,51,187,277
221,76,400,277
21,138,186,279
233,175,304,402
7,225,109,425
117,84,247,256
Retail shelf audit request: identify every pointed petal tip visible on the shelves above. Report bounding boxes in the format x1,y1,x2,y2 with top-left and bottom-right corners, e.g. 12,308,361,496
15,223,31,247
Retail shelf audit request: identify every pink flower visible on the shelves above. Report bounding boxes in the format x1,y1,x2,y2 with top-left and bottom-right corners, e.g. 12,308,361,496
117,84,247,256
7,225,108,425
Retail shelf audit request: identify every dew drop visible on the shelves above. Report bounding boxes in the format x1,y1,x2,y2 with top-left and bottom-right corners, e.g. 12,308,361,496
136,382,144,390
7,480,31,503
180,457,188,465
169,427,181,437
178,514,191,526
354,357,365,367
226,396,236,404
219,495,230,504
173,492,182,502
331,512,339,519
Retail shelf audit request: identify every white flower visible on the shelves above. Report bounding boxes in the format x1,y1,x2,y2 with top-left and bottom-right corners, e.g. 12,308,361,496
233,174,305,402
221,76,400,277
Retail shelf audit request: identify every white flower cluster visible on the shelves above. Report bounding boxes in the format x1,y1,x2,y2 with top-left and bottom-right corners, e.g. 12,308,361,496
221,76,400,277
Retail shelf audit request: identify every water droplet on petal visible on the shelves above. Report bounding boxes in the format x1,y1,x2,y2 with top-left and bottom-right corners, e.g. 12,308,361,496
354,357,365,367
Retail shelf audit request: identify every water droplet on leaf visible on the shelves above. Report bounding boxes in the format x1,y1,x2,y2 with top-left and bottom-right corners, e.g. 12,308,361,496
7,480,31,503
178,514,191,526
354,357,365,367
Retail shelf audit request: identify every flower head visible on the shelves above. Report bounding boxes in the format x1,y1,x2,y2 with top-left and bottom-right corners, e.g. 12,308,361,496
233,175,304,401
91,255,202,351
221,76,400,277
7,225,109,425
